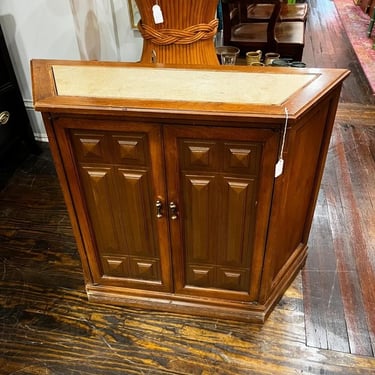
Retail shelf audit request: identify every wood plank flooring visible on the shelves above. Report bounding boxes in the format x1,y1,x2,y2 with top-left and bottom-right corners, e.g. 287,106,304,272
303,117,375,356
303,0,375,104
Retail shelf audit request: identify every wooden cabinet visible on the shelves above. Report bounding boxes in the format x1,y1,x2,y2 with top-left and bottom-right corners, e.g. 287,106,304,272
0,25,39,186
31,60,349,322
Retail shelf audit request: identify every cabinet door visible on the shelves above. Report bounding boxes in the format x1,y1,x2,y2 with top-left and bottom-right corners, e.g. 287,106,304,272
164,125,279,301
54,118,172,292
0,88,20,151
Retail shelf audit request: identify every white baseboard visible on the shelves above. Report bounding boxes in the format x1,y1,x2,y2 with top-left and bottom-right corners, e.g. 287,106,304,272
24,99,48,142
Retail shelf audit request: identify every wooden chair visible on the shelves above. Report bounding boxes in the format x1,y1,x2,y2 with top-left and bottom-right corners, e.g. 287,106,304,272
222,0,282,56
275,18,305,60
247,2,308,23
222,0,306,61
246,0,308,61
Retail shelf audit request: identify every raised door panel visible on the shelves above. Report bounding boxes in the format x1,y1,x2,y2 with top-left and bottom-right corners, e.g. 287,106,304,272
79,166,120,256
54,118,172,292
183,174,256,292
164,125,279,301
79,165,161,282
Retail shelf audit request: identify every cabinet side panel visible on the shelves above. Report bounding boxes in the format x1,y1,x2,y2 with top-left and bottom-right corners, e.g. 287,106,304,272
42,115,94,285
263,100,333,299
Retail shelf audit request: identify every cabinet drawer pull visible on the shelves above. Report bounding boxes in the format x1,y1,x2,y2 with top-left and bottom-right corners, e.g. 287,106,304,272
155,200,163,218
169,202,178,220
0,111,10,125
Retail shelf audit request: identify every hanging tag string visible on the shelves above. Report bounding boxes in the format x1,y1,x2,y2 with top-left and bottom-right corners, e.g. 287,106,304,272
274,107,289,178
279,107,288,161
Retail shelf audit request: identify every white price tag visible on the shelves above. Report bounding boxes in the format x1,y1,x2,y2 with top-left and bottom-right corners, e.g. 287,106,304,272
152,4,164,24
275,159,284,178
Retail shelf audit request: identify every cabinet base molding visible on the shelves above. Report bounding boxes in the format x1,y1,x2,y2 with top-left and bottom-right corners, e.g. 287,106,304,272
87,288,267,323
86,245,307,323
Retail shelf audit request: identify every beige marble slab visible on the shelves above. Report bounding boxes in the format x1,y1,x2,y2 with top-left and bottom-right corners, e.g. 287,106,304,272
52,65,318,106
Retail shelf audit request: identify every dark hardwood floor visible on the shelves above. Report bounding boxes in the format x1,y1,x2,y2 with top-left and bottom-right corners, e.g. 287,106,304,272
303,0,375,104
303,113,375,357
0,0,374,373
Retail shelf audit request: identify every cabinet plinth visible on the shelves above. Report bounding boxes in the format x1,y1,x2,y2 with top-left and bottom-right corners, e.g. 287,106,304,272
31,60,349,322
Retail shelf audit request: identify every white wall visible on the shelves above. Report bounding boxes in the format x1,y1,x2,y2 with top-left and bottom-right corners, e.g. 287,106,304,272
0,0,143,140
